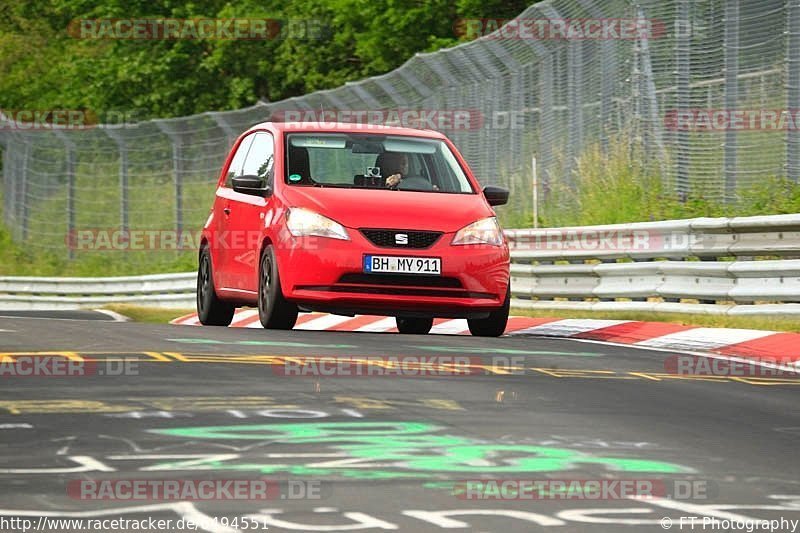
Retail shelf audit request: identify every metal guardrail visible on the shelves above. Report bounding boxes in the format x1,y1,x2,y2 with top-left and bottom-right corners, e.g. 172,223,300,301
2,214,799,315
0,273,196,310
508,214,800,316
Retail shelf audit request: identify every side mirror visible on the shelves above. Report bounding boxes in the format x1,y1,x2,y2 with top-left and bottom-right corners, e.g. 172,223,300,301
483,185,509,206
232,175,271,197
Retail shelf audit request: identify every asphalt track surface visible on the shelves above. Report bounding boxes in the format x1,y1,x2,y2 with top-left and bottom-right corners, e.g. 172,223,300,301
1,311,799,533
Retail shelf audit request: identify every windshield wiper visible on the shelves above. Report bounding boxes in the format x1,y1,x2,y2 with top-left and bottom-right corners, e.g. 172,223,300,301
311,182,352,188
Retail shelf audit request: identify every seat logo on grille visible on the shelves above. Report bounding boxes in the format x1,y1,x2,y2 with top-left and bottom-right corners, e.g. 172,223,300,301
394,233,409,245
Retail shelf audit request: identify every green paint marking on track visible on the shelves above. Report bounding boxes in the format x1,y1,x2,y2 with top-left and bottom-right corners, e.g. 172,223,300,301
166,338,357,349
411,345,602,356
151,421,692,479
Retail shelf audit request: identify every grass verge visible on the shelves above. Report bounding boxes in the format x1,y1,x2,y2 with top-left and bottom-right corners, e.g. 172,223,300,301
102,304,194,324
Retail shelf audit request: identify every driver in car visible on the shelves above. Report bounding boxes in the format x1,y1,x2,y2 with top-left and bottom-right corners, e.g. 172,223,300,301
379,152,439,190
380,152,408,188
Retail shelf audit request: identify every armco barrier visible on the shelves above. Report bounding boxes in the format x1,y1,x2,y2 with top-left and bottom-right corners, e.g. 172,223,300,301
1,214,799,314
508,213,800,316
0,273,196,310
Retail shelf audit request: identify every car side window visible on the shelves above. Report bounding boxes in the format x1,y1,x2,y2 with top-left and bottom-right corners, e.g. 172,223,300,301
224,135,254,187
241,132,275,188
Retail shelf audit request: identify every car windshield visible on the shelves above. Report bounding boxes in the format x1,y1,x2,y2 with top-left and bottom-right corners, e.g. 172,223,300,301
285,133,475,193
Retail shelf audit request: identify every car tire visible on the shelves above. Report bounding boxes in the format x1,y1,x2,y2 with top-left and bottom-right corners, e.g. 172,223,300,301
258,244,298,330
395,317,434,334
468,287,510,337
197,247,235,326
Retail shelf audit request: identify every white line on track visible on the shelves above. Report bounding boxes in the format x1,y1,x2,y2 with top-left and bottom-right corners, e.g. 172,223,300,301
92,309,130,322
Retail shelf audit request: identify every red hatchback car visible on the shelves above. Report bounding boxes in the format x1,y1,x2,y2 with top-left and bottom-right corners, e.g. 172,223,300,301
197,122,511,336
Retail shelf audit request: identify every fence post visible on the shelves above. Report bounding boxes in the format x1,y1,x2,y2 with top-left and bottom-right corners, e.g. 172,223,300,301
787,0,800,182
7,141,21,236
155,121,183,235
723,0,740,201
120,139,128,234
54,131,76,260
209,112,239,153
567,41,584,180
375,77,408,107
675,0,691,200
600,40,616,153
1,134,12,229
636,8,665,172
538,54,554,196
580,0,616,152
487,41,522,174
346,81,382,111
320,90,349,112
19,142,30,240
105,128,129,235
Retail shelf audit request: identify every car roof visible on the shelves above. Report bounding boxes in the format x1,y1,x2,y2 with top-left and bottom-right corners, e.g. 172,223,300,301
245,121,448,139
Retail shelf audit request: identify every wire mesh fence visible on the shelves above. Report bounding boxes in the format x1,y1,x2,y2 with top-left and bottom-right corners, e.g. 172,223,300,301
1,0,798,261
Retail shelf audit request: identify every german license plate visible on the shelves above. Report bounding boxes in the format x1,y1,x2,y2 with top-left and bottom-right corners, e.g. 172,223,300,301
364,255,441,275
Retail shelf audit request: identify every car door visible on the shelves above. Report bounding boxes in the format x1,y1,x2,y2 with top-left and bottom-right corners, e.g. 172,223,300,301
225,131,275,294
213,133,254,290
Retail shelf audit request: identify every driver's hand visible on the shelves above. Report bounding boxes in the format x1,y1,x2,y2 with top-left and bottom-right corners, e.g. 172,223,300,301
385,174,402,188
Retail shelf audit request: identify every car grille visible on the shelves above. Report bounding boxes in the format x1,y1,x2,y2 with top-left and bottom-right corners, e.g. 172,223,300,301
338,273,462,288
360,229,442,249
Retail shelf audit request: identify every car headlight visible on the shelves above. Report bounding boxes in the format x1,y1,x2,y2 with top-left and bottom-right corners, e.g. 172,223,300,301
451,217,504,246
286,207,350,240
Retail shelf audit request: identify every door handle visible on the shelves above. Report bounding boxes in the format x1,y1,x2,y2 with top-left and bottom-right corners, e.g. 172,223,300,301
223,207,231,215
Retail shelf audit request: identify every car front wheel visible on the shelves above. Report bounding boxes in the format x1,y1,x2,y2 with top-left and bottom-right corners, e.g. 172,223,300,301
467,288,510,337
258,245,298,330
197,247,235,326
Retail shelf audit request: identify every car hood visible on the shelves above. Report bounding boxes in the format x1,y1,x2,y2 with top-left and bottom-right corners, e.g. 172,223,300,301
281,186,492,233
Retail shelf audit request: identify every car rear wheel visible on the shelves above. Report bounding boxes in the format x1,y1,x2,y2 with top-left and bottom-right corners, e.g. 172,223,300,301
197,247,235,326
395,317,434,334
468,288,510,337
258,245,298,330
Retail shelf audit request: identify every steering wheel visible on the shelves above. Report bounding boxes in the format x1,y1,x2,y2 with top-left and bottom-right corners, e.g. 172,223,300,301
397,176,434,191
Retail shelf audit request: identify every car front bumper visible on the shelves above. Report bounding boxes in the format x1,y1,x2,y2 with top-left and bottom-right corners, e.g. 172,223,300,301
275,230,510,318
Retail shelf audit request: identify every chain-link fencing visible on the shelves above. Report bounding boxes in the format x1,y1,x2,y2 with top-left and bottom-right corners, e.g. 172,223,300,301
1,0,797,261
